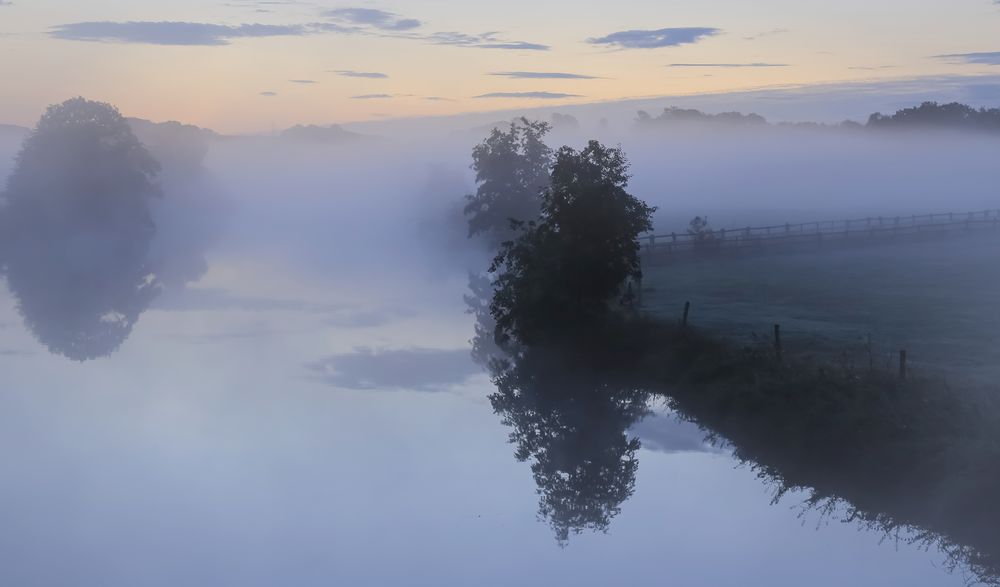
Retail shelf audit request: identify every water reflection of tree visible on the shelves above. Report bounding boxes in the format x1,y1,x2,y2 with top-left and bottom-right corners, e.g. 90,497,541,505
468,274,650,543
0,98,162,360
487,347,650,544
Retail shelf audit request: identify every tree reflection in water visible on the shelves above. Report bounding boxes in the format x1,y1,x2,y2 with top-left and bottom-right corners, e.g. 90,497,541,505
487,346,650,544
0,99,223,361
0,99,162,361
469,275,1000,584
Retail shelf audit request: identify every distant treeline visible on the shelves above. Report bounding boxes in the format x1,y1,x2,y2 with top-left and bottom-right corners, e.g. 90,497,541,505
637,101,1000,132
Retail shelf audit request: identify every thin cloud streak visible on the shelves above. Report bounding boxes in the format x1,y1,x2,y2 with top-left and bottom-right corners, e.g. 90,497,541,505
490,71,599,79
588,27,720,49
937,52,1000,65
334,70,389,79
50,21,308,45
427,31,549,51
667,63,789,68
324,8,421,31
474,91,581,99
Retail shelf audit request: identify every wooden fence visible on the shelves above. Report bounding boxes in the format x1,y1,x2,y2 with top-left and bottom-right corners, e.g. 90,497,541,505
641,209,1000,262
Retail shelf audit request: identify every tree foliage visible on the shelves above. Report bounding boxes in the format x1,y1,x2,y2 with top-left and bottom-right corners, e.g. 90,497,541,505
489,141,656,346
0,97,162,360
464,118,553,247
868,101,1000,131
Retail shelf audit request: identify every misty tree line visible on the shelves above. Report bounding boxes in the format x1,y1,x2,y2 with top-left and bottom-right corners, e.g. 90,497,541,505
636,101,1000,131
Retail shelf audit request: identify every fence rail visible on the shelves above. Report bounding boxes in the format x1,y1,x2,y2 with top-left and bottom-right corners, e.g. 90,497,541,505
641,209,1000,261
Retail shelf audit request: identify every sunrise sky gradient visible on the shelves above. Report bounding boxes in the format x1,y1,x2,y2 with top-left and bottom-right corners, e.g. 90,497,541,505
2,0,1000,132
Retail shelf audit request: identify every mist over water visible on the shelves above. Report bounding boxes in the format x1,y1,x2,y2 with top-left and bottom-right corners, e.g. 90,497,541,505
1,98,998,586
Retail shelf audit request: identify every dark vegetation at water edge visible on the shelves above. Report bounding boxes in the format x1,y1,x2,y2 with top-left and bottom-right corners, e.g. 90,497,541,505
480,312,1000,582
630,319,1000,585
462,116,1000,584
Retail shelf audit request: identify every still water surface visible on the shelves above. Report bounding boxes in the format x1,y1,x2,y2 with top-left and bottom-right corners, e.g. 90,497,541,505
0,250,969,586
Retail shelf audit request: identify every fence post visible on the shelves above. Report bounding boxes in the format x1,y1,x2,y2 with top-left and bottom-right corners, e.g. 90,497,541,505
773,324,782,360
899,350,907,380
682,301,690,327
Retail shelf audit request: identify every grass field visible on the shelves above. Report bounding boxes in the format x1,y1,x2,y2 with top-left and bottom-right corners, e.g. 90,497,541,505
642,232,1000,387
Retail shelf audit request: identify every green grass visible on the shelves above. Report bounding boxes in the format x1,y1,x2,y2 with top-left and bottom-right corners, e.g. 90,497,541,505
641,232,1000,386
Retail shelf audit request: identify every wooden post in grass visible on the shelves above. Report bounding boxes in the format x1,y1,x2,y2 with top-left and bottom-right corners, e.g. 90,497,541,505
682,301,691,328
899,350,907,380
774,324,782,361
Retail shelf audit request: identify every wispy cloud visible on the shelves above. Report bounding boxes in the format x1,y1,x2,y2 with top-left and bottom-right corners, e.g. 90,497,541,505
289,79,318,84
325,7,421,31
667,62,788,68
428,31,549,51
847,65,897,71
474,91,581,99
477,41,549,51
50,21,307,45
490,71,598,79
743,28,788,41
334,69,389,78
937,51,1000,65
588,27,720,49
351,93,393,99
50,13,548,53
259,91,278,96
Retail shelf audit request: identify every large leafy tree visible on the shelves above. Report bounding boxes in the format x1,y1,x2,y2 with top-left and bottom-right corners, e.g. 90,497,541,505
489,141,656,346
464,118,553,247
0,97,162,360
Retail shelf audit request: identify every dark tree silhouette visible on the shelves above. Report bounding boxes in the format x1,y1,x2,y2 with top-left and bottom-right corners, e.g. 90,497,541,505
0,98,162,360
488,345,650,544
464,118,553,247
867,101,1000,131
636,107,767,127
489,141,655,346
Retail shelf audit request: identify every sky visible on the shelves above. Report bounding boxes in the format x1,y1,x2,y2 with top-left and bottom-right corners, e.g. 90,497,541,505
1,0,1000,132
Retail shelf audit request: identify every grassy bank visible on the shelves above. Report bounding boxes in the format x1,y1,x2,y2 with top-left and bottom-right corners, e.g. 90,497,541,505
641,232,1000,386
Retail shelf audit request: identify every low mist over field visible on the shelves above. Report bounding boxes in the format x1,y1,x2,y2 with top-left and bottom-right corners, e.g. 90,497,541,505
3,2,1000,586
